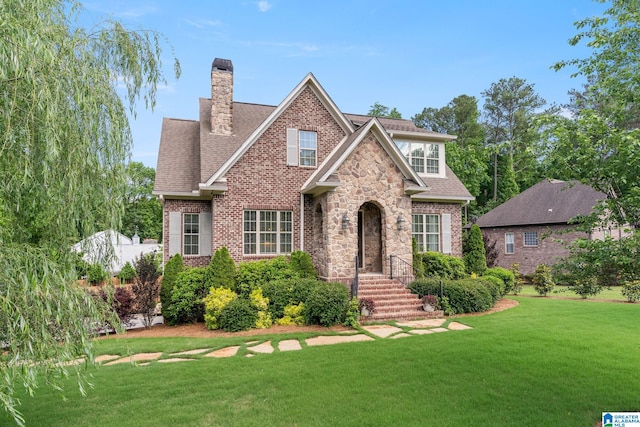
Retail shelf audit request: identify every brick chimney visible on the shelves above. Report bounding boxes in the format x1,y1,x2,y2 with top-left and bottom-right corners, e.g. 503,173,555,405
210,58,233,135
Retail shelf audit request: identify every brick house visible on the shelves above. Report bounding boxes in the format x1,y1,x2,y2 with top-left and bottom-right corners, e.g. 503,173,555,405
474,179,626,275
153,58,473,285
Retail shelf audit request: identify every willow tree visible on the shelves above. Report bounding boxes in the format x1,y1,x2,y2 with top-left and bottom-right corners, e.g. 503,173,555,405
0,1,179,424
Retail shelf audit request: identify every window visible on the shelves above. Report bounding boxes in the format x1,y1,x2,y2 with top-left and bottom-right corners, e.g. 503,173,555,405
505,232,514,254
396,141,443,175
244,210,293,255
524,231,538,247
299,131,317,167
412,214,440,252
183,213,199,255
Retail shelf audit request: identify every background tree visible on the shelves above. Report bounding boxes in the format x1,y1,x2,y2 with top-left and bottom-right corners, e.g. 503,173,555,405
368,102,402,118
0,1,178,423
131,252,162,328
481,77,546,203
121,162,163,241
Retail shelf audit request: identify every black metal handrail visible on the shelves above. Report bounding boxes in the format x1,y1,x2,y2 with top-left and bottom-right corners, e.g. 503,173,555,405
351,255,359,298
390,254,443,298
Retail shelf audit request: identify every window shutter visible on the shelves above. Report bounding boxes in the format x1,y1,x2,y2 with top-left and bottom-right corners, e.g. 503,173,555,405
441,213,452,254
286,128,298,166
168,212,182,256
199,212,212,256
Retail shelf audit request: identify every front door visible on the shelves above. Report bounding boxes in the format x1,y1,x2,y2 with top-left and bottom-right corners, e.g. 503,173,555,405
357,202,382,273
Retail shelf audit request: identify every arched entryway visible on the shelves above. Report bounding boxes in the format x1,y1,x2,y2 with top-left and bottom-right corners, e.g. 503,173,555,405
357,202,383,273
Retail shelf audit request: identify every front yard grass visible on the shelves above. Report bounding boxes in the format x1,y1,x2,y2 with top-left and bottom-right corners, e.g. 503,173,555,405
517,284,627,300
3,297,639,426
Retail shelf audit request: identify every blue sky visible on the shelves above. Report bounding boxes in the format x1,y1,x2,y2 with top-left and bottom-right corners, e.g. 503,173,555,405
81,0,608,168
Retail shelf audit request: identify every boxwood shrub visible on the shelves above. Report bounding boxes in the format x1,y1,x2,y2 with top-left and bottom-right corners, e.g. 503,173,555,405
218,298,258,332
484,267,515,294
236,257,299,297
408,278,443,298
262,277,319,319
420,252,466,279
303,281,349,326
409,277,497,314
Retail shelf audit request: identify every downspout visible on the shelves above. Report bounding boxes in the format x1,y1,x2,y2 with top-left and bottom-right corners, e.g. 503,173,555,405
300,193,305,251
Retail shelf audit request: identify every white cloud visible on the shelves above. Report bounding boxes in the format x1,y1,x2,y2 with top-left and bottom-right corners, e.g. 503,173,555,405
258,1,272,12
183,18,222,29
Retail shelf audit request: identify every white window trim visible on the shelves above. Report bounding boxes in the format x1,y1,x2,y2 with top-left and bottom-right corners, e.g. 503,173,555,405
183,213,199,256
396,140,446,178
505,232,515,254
243,210,293,255
523,231,539,247
412,213,440,252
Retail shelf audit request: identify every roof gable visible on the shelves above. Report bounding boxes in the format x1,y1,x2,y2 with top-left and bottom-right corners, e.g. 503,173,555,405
475,179,606,228
202,73,354,189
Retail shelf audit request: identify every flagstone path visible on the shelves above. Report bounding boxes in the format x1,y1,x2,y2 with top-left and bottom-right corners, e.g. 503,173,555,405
96,319,473,366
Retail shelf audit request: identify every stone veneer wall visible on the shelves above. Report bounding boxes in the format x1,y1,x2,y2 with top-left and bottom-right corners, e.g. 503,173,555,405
481,224,587,275
210,69,233,135
322,133,413,280
412,201,464,257
162,199,212,267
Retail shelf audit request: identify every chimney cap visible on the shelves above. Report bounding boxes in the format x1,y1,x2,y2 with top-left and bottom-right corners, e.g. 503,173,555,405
212,58,233,72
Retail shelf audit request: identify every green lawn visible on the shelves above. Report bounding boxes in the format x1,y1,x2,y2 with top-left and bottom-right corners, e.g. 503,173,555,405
517,284,627,301
4,297,640,426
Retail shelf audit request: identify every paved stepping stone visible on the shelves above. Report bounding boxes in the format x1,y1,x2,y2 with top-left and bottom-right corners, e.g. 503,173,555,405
306,334,374,346
245,341,259,345
390,333,412,339
171,348,210,356
204,346,240,358
278,339,302,351
362,325,402,338
158,358,196,363
431,327,449,333
248,341,274,354
95,354,121,364
447,322,473,331
397,319,446,328
245,353,255,358
409,329,434,335
105,352,163,365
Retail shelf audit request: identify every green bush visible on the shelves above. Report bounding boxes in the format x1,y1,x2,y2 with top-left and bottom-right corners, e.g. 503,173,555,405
203,286,237,330
510,263,525,295
236,257,298,297
262,277,319,319
218,298,257,332
291,278,318,304
463,224,487,275
166,267,206,325
532,264,555,296
303,281,349,326
621,280,640,303
289,250,317,278
275,303,305,326
421,252,466,279
484,267,514,294
569,277,603,299
160,254,184,318
249,288,272,329
87,263,108,285
408,277,443,298
204,246,236,291
117,261,137,283
343,298,360,328
478,276,503,302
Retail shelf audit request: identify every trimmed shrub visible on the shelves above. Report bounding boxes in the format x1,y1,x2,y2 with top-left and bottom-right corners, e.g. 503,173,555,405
484,267,514,295
510,263,525,295
203,286,237,330
204,246,236,291
87,263,108,285
569,277,603,299
289,250,317,278
275,303,305,326
117,261,137,283
532,264,555,296
421,252,466,279
160,254,184,318
477,276,503,303
218,298,257,332
291,278,319,304
249,288,272,329
236,257,298,297
166,267,206,325
262,279,295,319
622,280,640,303
463,224,487,275
343,298,360,328
303,281,349,326
408,277,443,298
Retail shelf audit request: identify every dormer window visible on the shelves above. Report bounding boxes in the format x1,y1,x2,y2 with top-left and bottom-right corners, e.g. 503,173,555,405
395,141,445,177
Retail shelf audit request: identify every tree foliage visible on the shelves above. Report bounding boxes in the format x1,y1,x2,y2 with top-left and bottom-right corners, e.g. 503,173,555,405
463,224,487,275
0,0,178,423
368,102,402,118
121,162,162,241
131,252,162,328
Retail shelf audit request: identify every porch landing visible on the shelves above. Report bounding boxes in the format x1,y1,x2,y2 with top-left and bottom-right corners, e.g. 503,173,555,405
356,274,444,322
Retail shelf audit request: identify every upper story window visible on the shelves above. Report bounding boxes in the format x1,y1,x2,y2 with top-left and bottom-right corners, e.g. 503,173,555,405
395,141,444,176
287,128,316,167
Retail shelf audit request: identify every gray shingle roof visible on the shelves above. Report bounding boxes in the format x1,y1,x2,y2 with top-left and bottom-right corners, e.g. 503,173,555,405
474,179,606,228
154,117,200,193
415,165,474,201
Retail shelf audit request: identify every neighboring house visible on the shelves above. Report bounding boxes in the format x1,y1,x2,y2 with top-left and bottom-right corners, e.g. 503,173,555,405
71,230,161,275
474,179,626,275
153,58,473,283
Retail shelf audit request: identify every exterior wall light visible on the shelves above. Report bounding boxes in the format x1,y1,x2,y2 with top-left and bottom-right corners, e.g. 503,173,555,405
397,215,406,230
342,213,350,230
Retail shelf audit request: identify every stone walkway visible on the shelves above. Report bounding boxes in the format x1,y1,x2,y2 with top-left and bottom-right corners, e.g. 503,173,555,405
95,319,472,366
